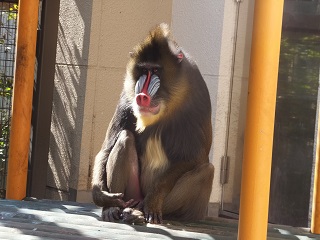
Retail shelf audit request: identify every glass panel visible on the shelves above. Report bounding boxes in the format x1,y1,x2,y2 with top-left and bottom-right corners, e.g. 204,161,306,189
269,4,320,225
221,0,320,227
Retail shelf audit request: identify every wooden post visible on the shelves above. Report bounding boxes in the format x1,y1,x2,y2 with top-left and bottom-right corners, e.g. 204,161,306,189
311,107,320,233
237,0,284,239
6,0,40,200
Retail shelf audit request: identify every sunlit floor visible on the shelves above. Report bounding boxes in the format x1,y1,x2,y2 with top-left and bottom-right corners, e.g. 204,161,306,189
0,199,318,240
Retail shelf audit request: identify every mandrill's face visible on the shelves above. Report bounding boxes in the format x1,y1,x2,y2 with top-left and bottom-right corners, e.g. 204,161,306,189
130,61,167,132
124,24,187,132
133,64,162,116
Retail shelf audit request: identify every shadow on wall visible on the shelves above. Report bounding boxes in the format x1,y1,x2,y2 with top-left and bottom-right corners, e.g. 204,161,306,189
47,0,93,201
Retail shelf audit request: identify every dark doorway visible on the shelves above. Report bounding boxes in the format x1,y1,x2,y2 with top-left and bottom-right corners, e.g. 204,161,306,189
27,0,60,199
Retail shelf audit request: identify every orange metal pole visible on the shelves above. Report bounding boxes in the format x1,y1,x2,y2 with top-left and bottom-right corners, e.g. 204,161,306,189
237,0,284,239
311,110,320,233
6,0,39,200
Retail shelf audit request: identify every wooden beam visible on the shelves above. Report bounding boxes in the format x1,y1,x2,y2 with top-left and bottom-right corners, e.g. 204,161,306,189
6,0,40,200
311,103,320,233
237,0,284,239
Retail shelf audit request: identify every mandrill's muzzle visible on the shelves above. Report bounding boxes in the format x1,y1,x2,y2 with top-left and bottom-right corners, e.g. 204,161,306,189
135,73,160,107
136,92,151,107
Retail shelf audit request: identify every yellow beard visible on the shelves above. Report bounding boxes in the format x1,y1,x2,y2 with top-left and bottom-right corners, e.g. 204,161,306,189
134,103,166,132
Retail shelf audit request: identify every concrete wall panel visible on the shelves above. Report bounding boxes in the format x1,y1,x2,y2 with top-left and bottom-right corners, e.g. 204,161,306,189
48,0,172,202
172,0,225,204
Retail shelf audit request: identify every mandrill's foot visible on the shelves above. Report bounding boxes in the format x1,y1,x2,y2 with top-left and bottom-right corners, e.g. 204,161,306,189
122,207,145,225
102,206,122,222
101,207,145,225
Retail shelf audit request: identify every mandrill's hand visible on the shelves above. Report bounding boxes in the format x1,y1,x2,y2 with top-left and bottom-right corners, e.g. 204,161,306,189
143,195,164,224
108,192,137,208
95,191,137,208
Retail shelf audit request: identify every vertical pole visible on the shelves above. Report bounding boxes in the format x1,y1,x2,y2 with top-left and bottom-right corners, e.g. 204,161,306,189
6,0,39,200
237,0,284,239
311,101,320,233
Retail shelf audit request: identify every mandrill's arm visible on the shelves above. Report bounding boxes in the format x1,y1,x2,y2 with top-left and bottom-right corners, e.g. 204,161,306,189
91,96,136,209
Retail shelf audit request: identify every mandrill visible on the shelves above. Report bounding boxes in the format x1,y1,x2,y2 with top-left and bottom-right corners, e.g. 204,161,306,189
92,23,214,224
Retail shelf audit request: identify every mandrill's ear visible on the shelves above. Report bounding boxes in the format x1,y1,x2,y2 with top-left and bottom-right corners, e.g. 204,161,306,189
177,52,183,63
168,40,183,63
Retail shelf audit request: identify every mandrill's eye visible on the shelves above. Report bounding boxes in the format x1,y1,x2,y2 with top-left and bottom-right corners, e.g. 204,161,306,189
153,67,162,75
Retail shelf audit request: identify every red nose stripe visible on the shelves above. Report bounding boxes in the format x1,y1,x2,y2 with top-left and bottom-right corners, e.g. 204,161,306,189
141,71,151,95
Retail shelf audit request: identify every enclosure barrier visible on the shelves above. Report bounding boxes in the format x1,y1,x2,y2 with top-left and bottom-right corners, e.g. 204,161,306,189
237,0,284,239
312,105,320,233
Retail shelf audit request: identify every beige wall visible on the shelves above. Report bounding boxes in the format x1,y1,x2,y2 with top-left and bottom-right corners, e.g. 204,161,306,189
171,0,225,215
47,0,172,201
47,0,254,217
171,0,254,214
47,0,94,200
221,0,255,210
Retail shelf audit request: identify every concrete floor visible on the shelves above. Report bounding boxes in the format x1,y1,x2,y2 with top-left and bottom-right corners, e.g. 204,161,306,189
0,199,319,239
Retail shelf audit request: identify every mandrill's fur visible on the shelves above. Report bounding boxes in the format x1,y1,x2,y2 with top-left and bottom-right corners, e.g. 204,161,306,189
92,23,214,224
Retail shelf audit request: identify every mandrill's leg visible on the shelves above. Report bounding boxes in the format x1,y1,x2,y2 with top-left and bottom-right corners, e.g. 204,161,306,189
106,130,142,201
102,130,143,222
162,162,214,221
